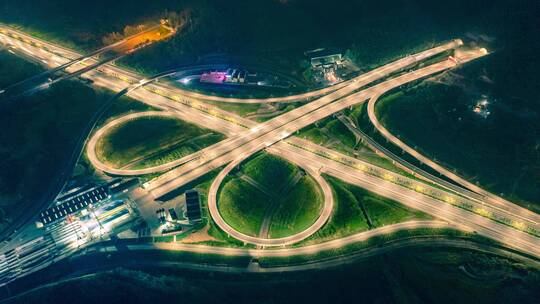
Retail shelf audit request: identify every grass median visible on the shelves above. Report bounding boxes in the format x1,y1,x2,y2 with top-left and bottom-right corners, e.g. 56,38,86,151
299,176,431,246
95,115,224,169
218,153,323,239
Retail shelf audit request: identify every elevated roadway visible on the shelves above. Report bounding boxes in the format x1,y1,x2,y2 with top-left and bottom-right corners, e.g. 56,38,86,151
3,29,539,258
135,51,540,252
85,41,462,179
0,24,461,105
146,58,460,198
70,38,540,252
0,24,166,101
266,143,540,257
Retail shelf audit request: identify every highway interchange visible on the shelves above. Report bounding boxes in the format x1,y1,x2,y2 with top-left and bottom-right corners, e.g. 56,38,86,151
0,22,539,288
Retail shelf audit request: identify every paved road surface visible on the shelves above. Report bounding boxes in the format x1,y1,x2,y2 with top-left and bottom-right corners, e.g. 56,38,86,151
367,90,540,227
206,155,334,247
147,58,459,199
3,29,539,259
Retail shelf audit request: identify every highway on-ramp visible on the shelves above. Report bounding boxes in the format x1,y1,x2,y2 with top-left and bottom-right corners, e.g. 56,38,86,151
206,155,334,247
85,40,462,180
367,88,540,227
146,58,461,199
2,28,540,260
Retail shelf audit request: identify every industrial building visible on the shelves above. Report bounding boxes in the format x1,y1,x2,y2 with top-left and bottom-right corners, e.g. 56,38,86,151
39,184,110,226
184,190,202,222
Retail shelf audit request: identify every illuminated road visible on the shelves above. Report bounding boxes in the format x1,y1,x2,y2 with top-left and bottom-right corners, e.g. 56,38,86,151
139,50,540,252
5,218,533,293
10,225,538,298
0,23,461,107
0,24,170,101
206,155,334,247
142,48,540,253
367,88,540,227
335,113,485,200
121,220,456,257
2,27,540,258
95,40,461,105
266,143,540,257
86,111,207,175
146,58,460,199
85,41,461,180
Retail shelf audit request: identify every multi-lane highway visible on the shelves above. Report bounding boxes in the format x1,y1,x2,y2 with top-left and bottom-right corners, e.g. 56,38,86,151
2,25,540,261
144,44,463,195
266,142,540,257
79,38,540,255
145,57,462,198
137,47,540,253
0,24,171,101
0,25,178,245
84,40,462,180
367,89,540,227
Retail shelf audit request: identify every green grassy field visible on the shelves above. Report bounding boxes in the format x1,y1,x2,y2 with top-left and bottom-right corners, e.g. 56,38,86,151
297,126,330,145
347,182,432,227
132,133,224,170
2,1,539,302
376,81,540,210
268,176,323,238
325,119,357,147
218,178,270,237
242,153,297,191
300,176,430,245
95,116,223,169
263,228,484,266
296,115,414,178
217,153,322,238
301,177,369,244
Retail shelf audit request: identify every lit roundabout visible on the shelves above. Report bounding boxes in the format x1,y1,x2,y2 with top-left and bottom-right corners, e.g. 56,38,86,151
207,155,334,247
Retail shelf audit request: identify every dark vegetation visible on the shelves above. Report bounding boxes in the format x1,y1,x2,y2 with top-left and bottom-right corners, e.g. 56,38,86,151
377,81,540,209
0,1,539,302
0,51,152,232
5,245,540,304
1,1,521,78
0,0,195,51
374,1,540,207
0,52,113,231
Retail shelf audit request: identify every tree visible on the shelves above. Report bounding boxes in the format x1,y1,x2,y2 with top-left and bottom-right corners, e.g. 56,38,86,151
102,32,123,46
165,9,192,30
